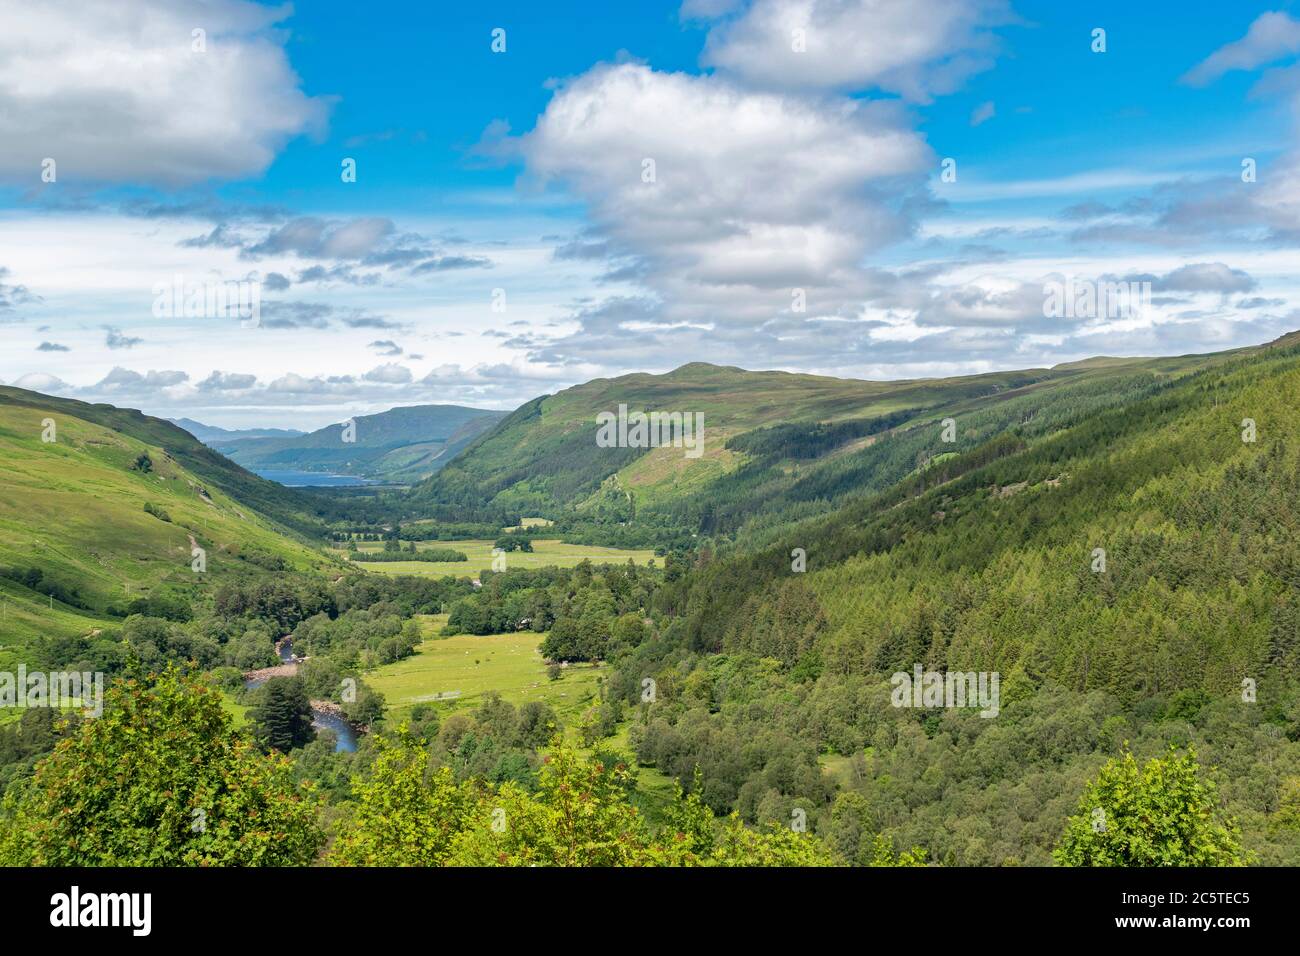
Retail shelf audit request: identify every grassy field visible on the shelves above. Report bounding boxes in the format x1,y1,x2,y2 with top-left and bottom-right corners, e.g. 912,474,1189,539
0,578,114,651
507,517,554,530
365,614,681,816
219,691,251,728
594,721,679,817
345,537,657,577
365,614,606,723
0,402,335,642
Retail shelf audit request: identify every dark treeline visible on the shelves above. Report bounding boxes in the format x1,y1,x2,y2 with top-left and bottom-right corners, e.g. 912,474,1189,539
349,546,468,563
725,408,919,462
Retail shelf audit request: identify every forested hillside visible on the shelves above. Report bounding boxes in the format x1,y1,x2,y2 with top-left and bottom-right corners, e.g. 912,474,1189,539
3,336,1299,867
408,351,1236,550
417,334,1300,864
585,335,1300,864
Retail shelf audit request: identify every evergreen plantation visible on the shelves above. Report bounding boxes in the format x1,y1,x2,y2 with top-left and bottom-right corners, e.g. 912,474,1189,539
1,334,1299,865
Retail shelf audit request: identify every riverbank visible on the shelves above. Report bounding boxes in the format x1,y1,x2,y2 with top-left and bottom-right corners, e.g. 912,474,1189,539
240,665,362,753
243,662,298,683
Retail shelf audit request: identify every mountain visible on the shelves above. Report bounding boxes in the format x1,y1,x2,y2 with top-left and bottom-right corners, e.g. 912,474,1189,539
589,332,1300,864
214,404,506,483
169,418,305,443
5,334,1300,867
408,352,1233,548
0,385,341,646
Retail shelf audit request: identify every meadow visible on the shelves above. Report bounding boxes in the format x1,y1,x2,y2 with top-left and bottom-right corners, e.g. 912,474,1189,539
363,614,680,813
344,537,657,577
365,614,606,724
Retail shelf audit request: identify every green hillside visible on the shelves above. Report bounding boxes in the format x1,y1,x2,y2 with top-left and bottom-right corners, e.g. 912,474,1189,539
0,386,329,539
214,404,505,482
408,352,1233,548
5,336,1300,867
0,390,342,645
584,333,1300,864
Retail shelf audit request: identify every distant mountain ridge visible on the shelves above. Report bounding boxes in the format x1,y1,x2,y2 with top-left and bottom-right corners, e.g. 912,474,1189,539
213,404,507,483
409,338,1300,547
169,418,305,443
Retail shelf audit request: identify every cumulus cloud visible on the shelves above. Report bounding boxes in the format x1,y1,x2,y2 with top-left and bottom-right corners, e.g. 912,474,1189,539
178,224,247,250
504,6,1025,374
1237,296,1286,309
96,367,189,390
914,277,1050,330
0,0,327,185
244,217,395,260
1152,262,1257,294
362,363,413,384
0,267,40,311
260,301,333,330
36,341,69,352
257,301,402,331
523,62,929,330
12,372,68,392
177,215,491,283
198,370,257,391
698,0,1010,99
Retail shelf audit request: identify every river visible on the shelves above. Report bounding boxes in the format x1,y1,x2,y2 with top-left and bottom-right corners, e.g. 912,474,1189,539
243,639,358,753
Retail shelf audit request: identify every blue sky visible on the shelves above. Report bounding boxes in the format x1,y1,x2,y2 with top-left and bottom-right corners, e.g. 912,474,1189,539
3,0,1300,427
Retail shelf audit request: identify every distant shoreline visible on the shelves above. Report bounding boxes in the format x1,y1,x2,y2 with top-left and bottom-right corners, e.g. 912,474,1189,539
252,469,380,488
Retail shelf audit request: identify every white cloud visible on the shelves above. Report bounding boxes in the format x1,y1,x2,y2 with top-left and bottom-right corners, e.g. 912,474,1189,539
362,363,413,384
0,0,327,185
198,370,257,391
95,367,189,391
523,62,929,328
245,217,396,260
699,0,1009,100
13,372,67,391
1182,12,1300,86
1153,262,1256,293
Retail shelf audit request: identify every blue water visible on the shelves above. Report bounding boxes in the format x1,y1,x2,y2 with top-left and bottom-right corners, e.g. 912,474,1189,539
243,643,358,753
254,469,376,487
312,710,359,753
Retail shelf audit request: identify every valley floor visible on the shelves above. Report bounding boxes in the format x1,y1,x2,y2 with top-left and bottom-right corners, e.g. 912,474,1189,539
344,538,657,576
